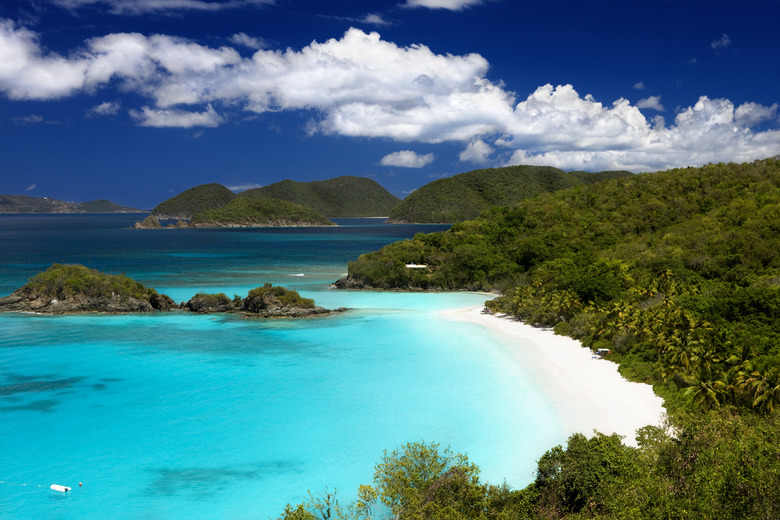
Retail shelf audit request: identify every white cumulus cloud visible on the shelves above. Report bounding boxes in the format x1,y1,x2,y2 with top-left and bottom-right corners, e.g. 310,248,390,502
636,95,665,111
459,138,494,164
0,21,778,171
381,150,435,168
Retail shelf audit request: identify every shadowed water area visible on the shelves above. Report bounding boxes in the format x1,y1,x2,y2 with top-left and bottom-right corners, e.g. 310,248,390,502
0,215,561,518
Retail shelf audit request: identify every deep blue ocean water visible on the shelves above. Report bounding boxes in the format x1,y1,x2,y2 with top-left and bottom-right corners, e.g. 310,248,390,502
0,215,561,519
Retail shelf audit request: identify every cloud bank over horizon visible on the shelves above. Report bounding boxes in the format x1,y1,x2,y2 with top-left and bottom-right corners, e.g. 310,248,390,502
1,19,778,173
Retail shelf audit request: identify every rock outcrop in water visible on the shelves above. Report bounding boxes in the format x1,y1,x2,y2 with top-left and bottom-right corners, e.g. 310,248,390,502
184,284,347,318
0,264,176,313
0,264,345,318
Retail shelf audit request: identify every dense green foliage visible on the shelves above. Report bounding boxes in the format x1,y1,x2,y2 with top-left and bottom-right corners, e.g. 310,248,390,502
346,159,780,415
245,282,315,309
308,160,780,517
184,291,235,312
151,183,236,218
189,197,334,227
21,263,163,303
240,176,401,217
280,417,780,519
151,176,400,220
387,165,631,223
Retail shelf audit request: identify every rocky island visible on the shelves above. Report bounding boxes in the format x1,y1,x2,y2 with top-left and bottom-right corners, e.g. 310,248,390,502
0,264,345,317
184,284,346,318
0,264,176,313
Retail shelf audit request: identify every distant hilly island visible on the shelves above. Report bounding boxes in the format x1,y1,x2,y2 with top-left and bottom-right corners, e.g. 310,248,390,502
148,167,632,225
150,176,401,220
0,195,142,214
1,166,634,223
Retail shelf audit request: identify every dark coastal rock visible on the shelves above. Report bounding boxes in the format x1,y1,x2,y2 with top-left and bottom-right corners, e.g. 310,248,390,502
167,219,189,228
184,293,236,313
134,215,163,229
0,290,158,313
149,291,177,311
331,276,369,290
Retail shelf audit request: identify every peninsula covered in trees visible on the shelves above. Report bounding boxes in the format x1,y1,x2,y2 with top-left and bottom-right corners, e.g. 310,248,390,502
289,158,780,518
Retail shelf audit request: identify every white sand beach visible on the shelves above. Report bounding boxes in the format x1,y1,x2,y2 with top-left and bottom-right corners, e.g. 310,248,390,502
443,306,666,447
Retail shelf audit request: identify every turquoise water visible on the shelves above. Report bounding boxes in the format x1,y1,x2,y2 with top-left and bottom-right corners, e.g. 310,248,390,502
0,216,561,519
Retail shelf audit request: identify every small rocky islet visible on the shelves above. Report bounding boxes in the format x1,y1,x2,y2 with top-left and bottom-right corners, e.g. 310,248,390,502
0,264,345,318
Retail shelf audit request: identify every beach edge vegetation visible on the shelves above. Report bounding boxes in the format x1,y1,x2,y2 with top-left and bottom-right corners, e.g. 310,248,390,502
305,159,780,518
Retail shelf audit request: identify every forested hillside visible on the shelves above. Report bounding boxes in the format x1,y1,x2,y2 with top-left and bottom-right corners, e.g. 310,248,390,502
150,183,236,219
288,159,780,518
343,159,780,410
240,176,400,217
386,165,631,223
189,197,334,227
150,176,401,219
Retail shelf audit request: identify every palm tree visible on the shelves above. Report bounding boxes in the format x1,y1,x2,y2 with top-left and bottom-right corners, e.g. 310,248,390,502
686,379,720,410
740,368,780,414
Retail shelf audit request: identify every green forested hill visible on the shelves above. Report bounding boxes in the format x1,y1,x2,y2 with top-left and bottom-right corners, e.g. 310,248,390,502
387,165,632,223
189,197,334,227
150,183,236,218
292,161,780,517
342,159,780,411
239,176,400,217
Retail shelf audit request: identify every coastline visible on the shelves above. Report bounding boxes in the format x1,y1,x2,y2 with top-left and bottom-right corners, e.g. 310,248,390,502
442,306,666,447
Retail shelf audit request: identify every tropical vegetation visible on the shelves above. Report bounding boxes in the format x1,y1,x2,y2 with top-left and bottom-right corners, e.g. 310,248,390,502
0,263,175,312
150,182,236,218
189,197,334,227
386,165,631,223
150,176,401,220
280,425,780,519
240,176,401,217
298,159,780,518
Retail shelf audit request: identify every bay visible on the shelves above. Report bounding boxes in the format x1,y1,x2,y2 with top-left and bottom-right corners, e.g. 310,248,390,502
0,215,560,519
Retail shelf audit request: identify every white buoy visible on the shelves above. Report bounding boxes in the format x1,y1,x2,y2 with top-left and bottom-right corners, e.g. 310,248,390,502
50,484,71,492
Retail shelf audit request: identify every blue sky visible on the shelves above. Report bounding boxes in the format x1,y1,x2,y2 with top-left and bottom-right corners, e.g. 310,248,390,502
1,0,779,209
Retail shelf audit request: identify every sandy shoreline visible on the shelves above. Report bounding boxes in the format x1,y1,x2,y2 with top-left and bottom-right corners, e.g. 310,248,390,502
442,306,666,447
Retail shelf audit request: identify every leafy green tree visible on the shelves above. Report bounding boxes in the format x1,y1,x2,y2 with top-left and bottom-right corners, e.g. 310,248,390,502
365,441,481,519
530,432,639,517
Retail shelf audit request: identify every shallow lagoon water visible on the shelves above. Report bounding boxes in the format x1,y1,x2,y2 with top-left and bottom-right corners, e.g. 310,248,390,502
0,216,561,518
